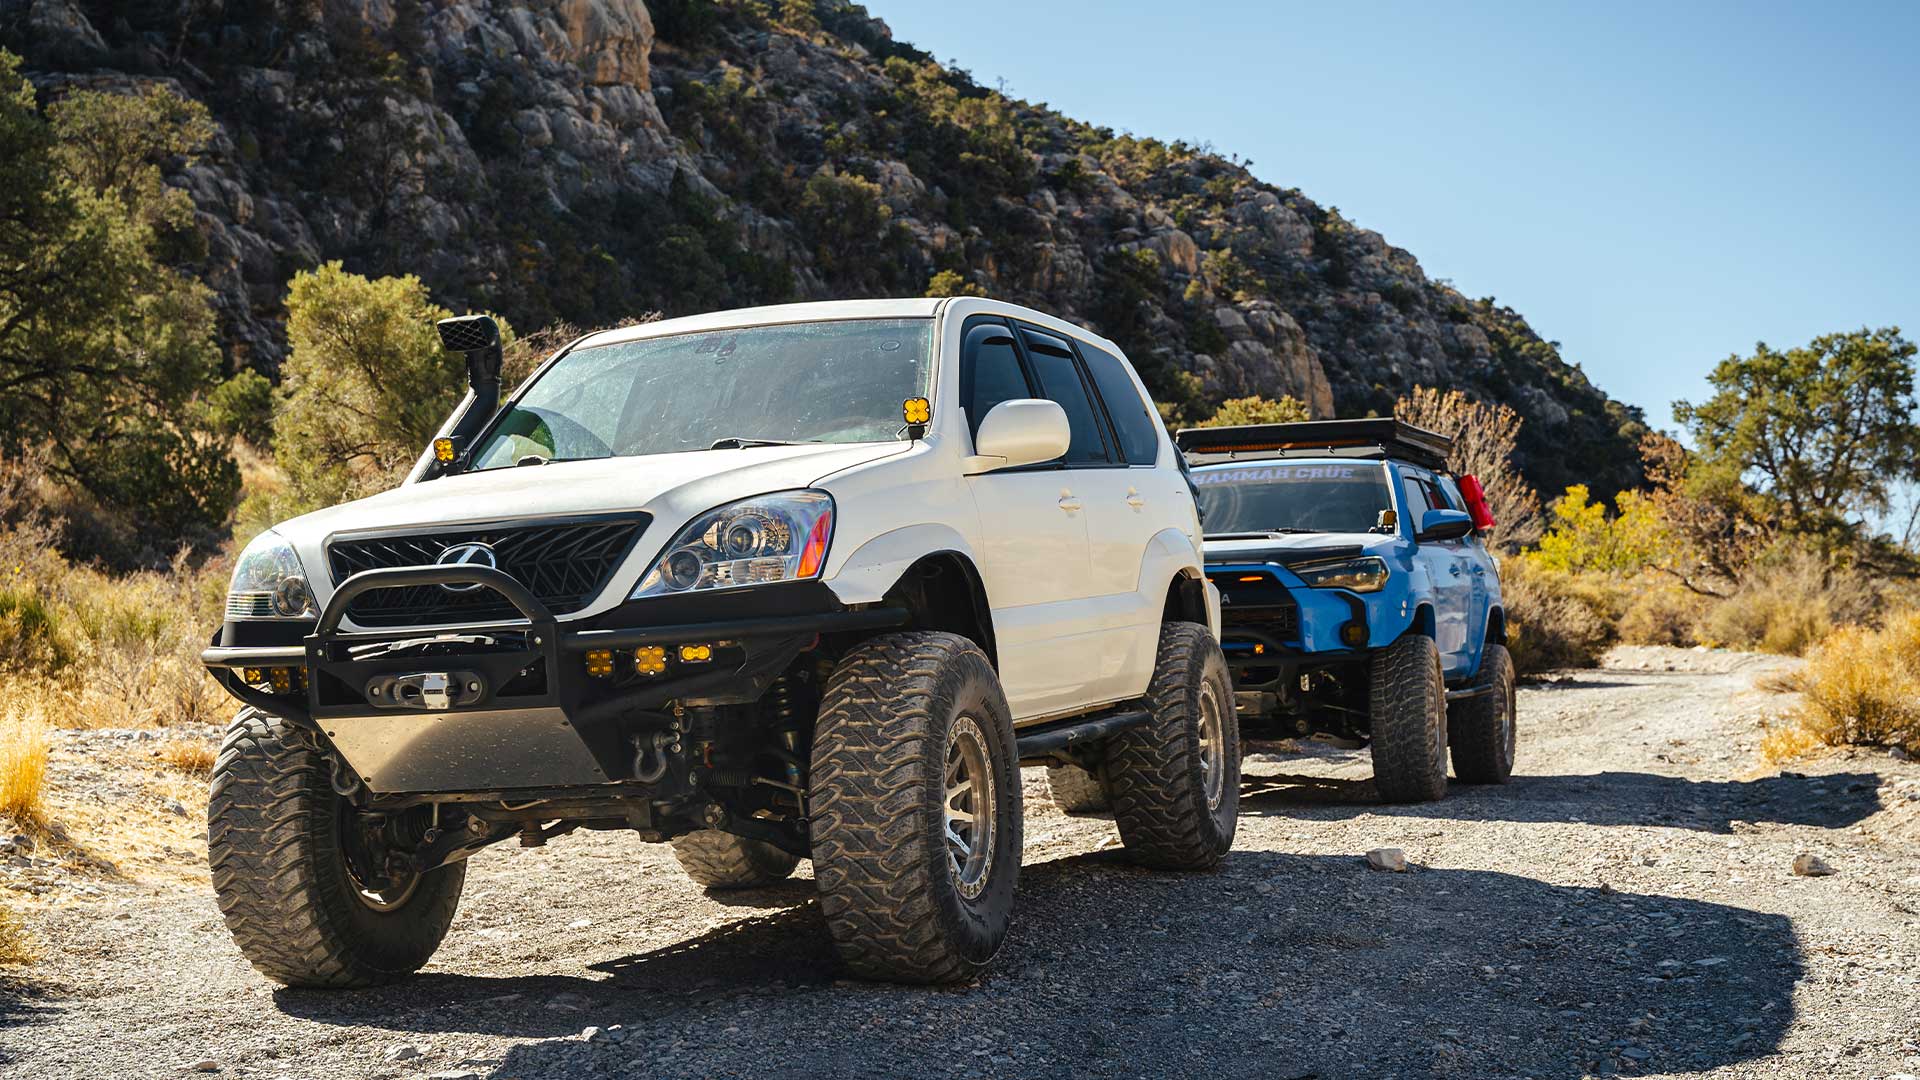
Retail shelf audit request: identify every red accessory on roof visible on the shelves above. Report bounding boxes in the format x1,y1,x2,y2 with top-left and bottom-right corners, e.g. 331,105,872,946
1459,474,1496,531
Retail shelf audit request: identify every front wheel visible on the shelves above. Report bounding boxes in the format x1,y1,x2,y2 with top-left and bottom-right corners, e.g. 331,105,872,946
1449,643,1517,783
208,710,465,988
1368,633,1449,803
808,632,1021,984
1105,622,1239,870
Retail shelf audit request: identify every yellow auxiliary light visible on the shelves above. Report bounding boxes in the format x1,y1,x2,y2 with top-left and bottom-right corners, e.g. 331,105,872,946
242,667,266,684
634,645,667,676
267,666,305,694
584,649,615,678
677,643,713,664
902,397,931,425
1252,644,1266,655
433,437,457,463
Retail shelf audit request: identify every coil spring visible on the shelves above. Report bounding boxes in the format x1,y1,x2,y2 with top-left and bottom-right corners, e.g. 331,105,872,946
768,676,797,724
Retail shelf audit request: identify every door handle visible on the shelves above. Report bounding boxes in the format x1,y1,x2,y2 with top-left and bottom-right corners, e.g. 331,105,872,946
1125,487,1145,510
1472,564,1486,575
1059,494,1082,513
1448,564,1462,576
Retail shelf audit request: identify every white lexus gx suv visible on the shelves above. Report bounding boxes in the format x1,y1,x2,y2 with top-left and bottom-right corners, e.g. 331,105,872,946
201,297,1235,986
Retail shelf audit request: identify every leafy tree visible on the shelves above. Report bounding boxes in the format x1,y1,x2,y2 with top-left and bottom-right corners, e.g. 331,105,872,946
1675,327,1920,539
1528,485,1668,575
263,263,512,517
0,52,237,547
923,269,984,297
1192,395,1310,428
1396,386,1541,550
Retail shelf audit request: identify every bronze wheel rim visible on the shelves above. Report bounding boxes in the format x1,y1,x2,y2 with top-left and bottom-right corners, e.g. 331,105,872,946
944,715,996,901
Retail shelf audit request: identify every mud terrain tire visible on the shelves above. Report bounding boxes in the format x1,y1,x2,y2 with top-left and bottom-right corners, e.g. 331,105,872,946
1045,763,1110,813
1105,622,1239,870
208,709,465,988
1369,633,1449,803
1448,643,1517,784
808,632,1020,984
671,830,800,889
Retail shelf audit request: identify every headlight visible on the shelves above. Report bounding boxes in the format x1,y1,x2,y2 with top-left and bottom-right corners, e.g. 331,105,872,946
226,531,316,619
1293,556,1389,593
632,491,834,598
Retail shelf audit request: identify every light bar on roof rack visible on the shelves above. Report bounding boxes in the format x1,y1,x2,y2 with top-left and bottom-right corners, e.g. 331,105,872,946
1176,417,1454,471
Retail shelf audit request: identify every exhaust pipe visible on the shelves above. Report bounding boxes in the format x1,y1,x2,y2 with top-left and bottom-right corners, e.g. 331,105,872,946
423,315,504,476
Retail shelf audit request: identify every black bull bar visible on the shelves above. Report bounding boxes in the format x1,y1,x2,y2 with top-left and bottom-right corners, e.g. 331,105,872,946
199,565,907,793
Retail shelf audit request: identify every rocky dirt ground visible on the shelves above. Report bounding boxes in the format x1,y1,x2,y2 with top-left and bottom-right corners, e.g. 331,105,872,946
3,645,1918,1080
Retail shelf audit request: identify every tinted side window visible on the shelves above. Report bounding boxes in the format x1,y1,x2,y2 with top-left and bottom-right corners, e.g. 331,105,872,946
1400,475,1437,517
961,320,1031,438
1433,476,1462,510
1078,342,1160,465
1021,328,1111,466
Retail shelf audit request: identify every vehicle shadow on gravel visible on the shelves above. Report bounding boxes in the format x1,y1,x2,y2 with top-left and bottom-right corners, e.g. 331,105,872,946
272,850,1802,1080
1240,768,1883,833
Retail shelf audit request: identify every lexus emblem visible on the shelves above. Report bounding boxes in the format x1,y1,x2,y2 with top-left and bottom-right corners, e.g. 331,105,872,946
436,542,498,592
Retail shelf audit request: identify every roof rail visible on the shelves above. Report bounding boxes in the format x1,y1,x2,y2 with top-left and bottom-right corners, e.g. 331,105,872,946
1175,417,1454,471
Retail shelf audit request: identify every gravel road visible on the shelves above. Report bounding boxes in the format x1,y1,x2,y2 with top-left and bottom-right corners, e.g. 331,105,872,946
5,645,1919,1079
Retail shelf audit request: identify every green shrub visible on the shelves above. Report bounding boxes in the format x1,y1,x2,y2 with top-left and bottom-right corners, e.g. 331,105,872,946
1502,558,1618,674
0,585,74,674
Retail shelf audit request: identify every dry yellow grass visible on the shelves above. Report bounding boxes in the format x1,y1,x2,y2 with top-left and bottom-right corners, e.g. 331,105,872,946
1766,609,1920,759
0,716,50,831
0,903,29,965
156,739,215,777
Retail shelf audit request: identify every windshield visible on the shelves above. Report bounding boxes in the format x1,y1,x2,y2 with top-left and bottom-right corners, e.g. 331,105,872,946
470,318,933,469
1192,461,1393,535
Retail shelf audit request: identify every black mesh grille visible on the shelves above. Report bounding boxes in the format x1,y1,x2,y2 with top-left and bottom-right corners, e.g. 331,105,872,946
1211,571,1302,643
436,316,499,353
328,518,648,627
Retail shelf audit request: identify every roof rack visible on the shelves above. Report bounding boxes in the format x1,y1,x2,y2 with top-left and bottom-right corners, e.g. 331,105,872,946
1175,417,1454,472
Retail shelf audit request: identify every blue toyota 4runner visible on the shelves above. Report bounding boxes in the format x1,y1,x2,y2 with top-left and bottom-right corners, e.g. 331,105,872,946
1176,418,1515,803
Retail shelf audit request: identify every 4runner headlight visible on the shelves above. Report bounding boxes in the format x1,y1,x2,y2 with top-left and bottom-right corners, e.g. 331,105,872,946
632,491,834,598
226,531,316,619
1293,556,1389,593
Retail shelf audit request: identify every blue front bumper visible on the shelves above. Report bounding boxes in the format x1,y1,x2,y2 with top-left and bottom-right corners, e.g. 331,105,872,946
1205,562,1384,658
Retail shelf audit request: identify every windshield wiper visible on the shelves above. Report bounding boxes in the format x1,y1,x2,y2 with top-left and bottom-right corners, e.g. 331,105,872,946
708,436,803,449
1203,528,1323,540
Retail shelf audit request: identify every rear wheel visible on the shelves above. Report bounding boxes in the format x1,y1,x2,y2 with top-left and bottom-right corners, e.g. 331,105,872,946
208,709,465,988
1448,643,1517,783
1368,633,1449,803
670,829,799,889
1105,622,1239,870
808,632,1021,984
1044,762,1110,814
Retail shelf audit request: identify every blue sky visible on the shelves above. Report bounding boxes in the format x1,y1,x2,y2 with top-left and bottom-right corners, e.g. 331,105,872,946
872,0,1920,430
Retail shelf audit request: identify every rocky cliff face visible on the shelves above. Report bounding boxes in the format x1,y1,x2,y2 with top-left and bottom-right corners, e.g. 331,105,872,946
5,0,1647,497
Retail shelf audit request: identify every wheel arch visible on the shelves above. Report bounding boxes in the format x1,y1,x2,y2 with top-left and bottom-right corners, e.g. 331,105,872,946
1162,567,1208,626
879,550,998,668
1408,602,1437,639
1485,605,1508,646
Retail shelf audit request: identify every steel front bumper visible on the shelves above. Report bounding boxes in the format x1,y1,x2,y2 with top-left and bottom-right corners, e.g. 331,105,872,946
201,565,905,795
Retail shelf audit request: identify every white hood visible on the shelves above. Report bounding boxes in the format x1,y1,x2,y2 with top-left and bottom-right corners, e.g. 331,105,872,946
273,441,909,622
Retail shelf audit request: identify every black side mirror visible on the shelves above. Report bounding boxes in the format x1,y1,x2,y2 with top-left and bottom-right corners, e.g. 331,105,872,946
1416,508,1475,542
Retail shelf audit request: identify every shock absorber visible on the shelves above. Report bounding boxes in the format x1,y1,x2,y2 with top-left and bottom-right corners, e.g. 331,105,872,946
768,676,804,790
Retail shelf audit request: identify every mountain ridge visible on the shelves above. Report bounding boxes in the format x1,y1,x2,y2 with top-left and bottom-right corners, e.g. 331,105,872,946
5,0,1648,497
